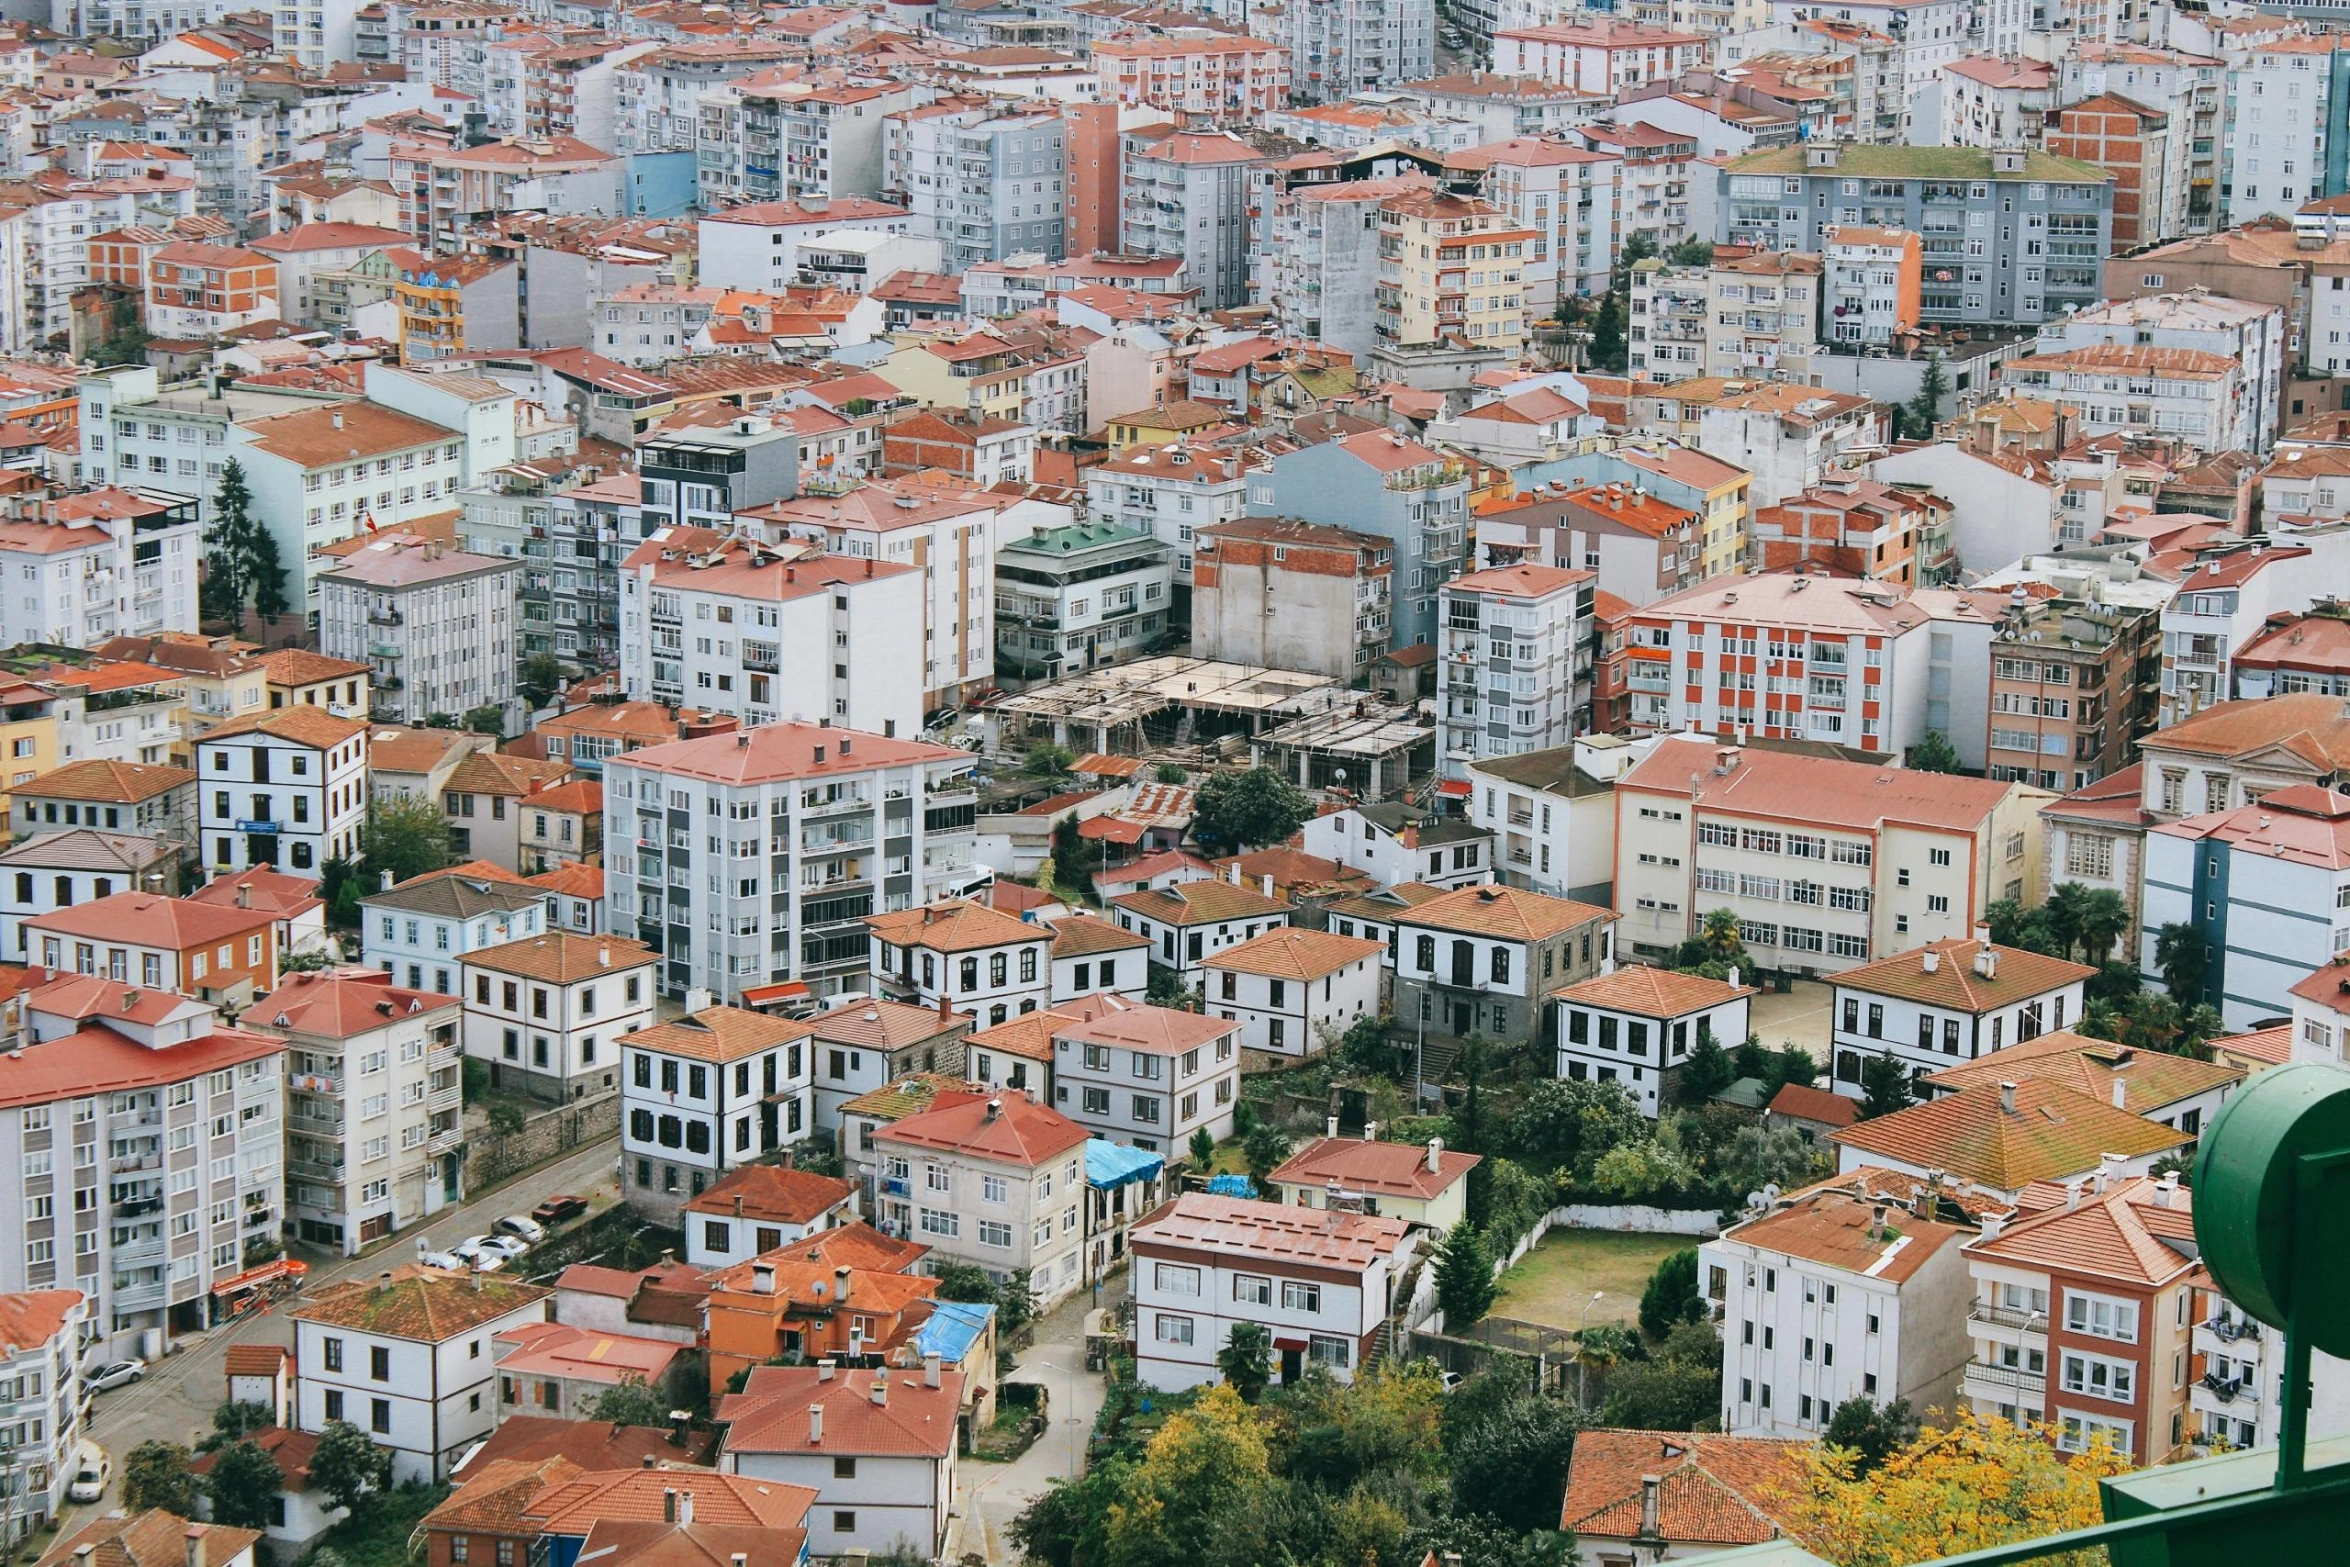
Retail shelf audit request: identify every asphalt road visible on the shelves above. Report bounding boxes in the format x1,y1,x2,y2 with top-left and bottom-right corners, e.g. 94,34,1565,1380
65,1133,623,1525
955,1287,1114,1564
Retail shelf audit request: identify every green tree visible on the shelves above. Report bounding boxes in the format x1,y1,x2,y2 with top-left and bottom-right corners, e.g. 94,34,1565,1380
1698,907,1745,964
932,1262,996,1304
92,324,152,368
486,1100,527,1135
1666,235,1715,266
462,704,506,736
200,462,257,627
1612,230,1660,291
1104,1384,1275,1567
203,1439,285,1530
998,1269,1038,1336
1443,1377,1580,1532
1243,1122,1292,1184
1769,1044,1819,1091
1572,1322,1634,1412
1192,766,1315,850
1012,1462,1128,1567
2043,880,2090,960
1153,763,1188,785
1587,289,1627,372
1717,1123,1829,1200
199,1400,278,1453
1907,729,1963,773
1023,742,1076,782
1433,1222,1497,1328
1821,1395,1920,1477
588,1375,670,1426
1676,1031,1735,1106
1187,1126,1216,1168
1905,352,1950,437
2156,922,2207,1003
2075,888,2132,967
1639,1248,1704,1341
122,1439,197,1514
518,652,567,708
360,795,455,888
1859,1051,1914,1119
248,510,290,626
307,1419,393,1513
1217,1320,1274,1403
1600,1348,1720,1430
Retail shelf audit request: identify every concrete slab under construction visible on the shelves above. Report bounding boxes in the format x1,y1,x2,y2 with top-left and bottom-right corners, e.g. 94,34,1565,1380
983,656,1352,756
1255,704,1434,800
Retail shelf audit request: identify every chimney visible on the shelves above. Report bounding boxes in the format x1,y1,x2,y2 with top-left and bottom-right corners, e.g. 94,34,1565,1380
678,1490,693,1526
1326,1115,1338,1139
1980,1210,2006,1241
1727,966,1739,989
938,990,953,1021
1998,1080,2017,1114
377,1270,393,1292
733,1194,744,1217
1364,1121,1379,1142
834,1264,851,1306
1638,1475,1662,1539
1922,949,1940,974
1869,1201,1888,1238
235,881,250,910
641,1454,656,1469
2100,1151,2127,1188
662,1489,678,1524
817,1358,835,1381
985,1097,1002,1122
925,1352,941,1388
2112,1078,2127,1110
751,1261,776,1294
2156,1170,2181,1207
1910,1183,1930,1220
2066,1180,2084,1210
870,1370,888,1407
331,410,343,430
1427,1136,1442,1174
379,868,394,892
669,1409,688,1445
1973,921,1992,946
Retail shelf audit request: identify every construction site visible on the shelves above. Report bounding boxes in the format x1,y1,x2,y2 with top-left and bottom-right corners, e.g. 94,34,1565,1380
980,655,1435,801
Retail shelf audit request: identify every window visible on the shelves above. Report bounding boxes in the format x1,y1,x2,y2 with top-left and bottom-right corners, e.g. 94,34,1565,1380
1155,1262,1201,1296
1155,1314,1194,1344
2062,1350,2136,1402
2065,1291,2140,1343
1234,1274,1271,1306
1282,1280,1321,1313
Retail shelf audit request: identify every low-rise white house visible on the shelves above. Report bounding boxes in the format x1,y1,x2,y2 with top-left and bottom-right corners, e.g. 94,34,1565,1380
619,1004,820,1223
459,933,657,1103
1701,1176,1975,1438
0,830,179,961
1050,1004,1240,1154
1829,937,2095,1099
1299,801,1495,891
682,1163,858,1269
1550,965,1757,1117
1200,928,1384,1058
1107,878,1290,992
866,898,1052,1027
718,1362,963,1560
1046,913,1151,1003
290,1267,552,1483
193,706,370,877
1394,882,1617,1044
360,867,546,997
874,1089,1091,1306
1131,1193,1413,1391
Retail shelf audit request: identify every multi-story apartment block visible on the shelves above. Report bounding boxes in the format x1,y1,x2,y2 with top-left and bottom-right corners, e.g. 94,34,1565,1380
1986,596,2160,793
0,501,201,653
993,523,1175,686
1131,1193,1411,1390
2229,603,2350,701
2222,36,2343,228
1094,32,1289,118
1250,432,1470,650
1707,249,1823,375
2158,543,2316,725
1628,261,1708,381
1704,1178,1973,1438
1050,1004,1241,1153
1958,1173,2200,1465
1552,965,1755,1117
1820,226,1919,348
732,74,916,205
244,970,465,1254
1085,442,1250,607
1436,564,1595,781
2047,96,2185,252
1394,882,1615,1043
315,537,519,730
1938,55,2055,146
1826,937,2094,1098
1278,0,1434,103
1446,138,1622,308
0,1290,88,1540
1492,18,1708,91
144,243,279,341
361,868,547,999
1466,741,1621,904
1615,736,2048,977
1258,173,1432,357
1191,517,1393,681
461,933,656,1104
1119,130,1264,311
616,533,922,738
873,1090,1089,1305
717,1364,962,1560
292,1269,552,1483
0,975,285,1359
1374,189,1533,355
1720,143,2113,328
2029,292,2286,454
618,1004,818,1222
635,415,799,536
604,723,984,1004
885,101,1068,274
191,708,369,879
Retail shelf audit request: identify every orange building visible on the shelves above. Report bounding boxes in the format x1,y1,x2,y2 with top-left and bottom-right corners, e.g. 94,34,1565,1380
88,226,171,290
144,242,279,338
1093,32,1288,117
2047,95,2175,251
702,1223,936,1393
24,889,278,1007
1821,226,1921,349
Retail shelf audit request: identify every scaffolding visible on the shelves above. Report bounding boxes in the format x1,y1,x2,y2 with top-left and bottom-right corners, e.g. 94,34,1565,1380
1254,704,1433,801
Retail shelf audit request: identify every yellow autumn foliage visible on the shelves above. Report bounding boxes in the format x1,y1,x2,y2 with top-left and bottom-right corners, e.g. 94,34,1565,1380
1770,1411,2132,1567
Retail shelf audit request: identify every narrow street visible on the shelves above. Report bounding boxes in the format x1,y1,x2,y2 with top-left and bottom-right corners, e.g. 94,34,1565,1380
954,1285,1115,1564
65,1133,624,1523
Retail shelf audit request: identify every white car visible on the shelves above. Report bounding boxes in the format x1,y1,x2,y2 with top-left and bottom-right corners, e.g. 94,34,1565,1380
450,1234,500,1261
492,1215,544,1245
477,1235,530,1262
66,1444,107,1503
417,1251,467,1272
88,1359,144,1392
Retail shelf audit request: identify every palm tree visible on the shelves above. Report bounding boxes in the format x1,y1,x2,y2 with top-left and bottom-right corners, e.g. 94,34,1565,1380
1217,1321,1274,1402
1700,908,1743,963
2074,889,2131,967
2043,882,2090,960
1574,1323,1632,1412
2154,923,2208,1004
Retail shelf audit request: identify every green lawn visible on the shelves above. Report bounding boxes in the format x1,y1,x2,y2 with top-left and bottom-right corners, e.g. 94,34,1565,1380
1491,1228,1697,1334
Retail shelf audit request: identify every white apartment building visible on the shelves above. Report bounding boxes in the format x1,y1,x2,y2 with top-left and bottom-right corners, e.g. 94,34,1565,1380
695,199,914,294
1200,928,1383,1059
1047,914,1151,1003
1436,563,1595,781
244,970,465,1255
2041,293,2284,446
1050,1004,1241,1153
2157,544,2316,726
616,533,924,740
873,1090,1089,1305
1492,19,1709,92
1552,965,1755,1117
1447,139,1621,308
192,706,369,878
361,869,548,998
1622,574,2005,765
0,1290,89,1540
811,1001,970,1133
0,975,285,1360
1467,737,1631,904
1615,736,2049,978
866,899,1052,1026
1827,938,2094,1098
1279,0,1434,102
883,102,1067,275
0,501,201,652
1709,250,1823,375
2002,347,2251,461
1084,443,1249,599
717,1364,962,1561
1819,228,1914,349
619,1005,819,1223
315,537,520,729
1119,129,1262,311
603,723,986,1004
1703,1179,1973,1438
461,934,657,1104
1629,262,1709,381
1131,1193,1411,1390
291,1269,552,1483
2223,36,2339,228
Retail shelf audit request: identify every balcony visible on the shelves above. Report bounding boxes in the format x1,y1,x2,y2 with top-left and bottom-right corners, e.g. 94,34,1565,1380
1968,1300,2048,1338
286,1155,346,1184
1960,1359,2046,1400
367,607,404,627
2198,1369,2251,1404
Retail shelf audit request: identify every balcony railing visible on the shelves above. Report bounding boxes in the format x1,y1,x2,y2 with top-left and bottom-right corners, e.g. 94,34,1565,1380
1962,1359,2046,1395
1969,1301,2047,1332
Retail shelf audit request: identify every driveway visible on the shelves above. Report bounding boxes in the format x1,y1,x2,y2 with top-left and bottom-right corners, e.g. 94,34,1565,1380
1751,981,1833,1066
955,1285,1112,1564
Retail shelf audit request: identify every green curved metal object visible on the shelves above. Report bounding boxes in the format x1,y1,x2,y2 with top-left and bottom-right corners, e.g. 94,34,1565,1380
2193,1062,2350,1359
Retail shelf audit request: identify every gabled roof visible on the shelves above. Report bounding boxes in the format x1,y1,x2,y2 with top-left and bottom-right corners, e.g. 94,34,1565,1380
1399,883,1613,943
1717,1184,1968,1283
195,704,368,749
524,1469,817,1535
16,758,191,804
683,1163,856,1224
864,898,1043,955
1201,926,1383,980
1835,940,2095,1012
1132,1192,1408,1271
35,1513,263,1567
1109,878,1287,926
290,1265,550,1341
464,932,656,985
1560,1430,1807,1545
1552,964,1756,1018
717,1365,963,1458
1267,1135,1478,1201
1047,913,1151,957
460,1414,720,1472
623,1006,818,1065
26,889,272,949
875,1089,1088,1167
1964,1172,2198,1284
1924,1027,2242,1112
362,867,540,919
1054,1003,1240,1058
424,1455,591,1536
243,970,458,1038
1829,1078,2191,1191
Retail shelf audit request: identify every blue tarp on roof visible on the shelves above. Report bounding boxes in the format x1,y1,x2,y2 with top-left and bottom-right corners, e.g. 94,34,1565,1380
1087,1138,1165,1190
1204,1173,1256,1198
914,1299,996,1364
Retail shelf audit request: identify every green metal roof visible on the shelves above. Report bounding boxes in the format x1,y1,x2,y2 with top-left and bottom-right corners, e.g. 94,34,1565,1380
1005,522,1157,555
1725,145,2111,183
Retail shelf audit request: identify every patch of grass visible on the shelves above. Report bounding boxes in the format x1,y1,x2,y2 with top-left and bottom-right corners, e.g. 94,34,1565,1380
294,1479,447,1567
1491,1228,1695,1334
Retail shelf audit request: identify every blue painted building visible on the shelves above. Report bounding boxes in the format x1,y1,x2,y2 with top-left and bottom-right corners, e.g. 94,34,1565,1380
1249,430,1473,649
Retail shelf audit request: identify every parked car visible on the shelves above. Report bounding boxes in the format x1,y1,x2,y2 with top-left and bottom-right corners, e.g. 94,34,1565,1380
493,1214,545,1244
67,1444,107,1502
477,1235,531,1262
417,1251,467,1272
88,1360,143,1393
532,1195,589,1225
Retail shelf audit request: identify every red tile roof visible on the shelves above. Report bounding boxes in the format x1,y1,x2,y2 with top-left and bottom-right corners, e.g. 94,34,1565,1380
715,1365,964,1458
682,1164,856,1224
1267,1136,1477,1200
874,1090,1088,1168
1560,1430,1807,1545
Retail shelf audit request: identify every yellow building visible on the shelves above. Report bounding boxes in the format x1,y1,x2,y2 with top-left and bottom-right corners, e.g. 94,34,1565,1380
0,678,59,818
1101,399,1230,452
392,255,514,367
1621,444,1753,581
875,330,1028,422
1374,190,1537,353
